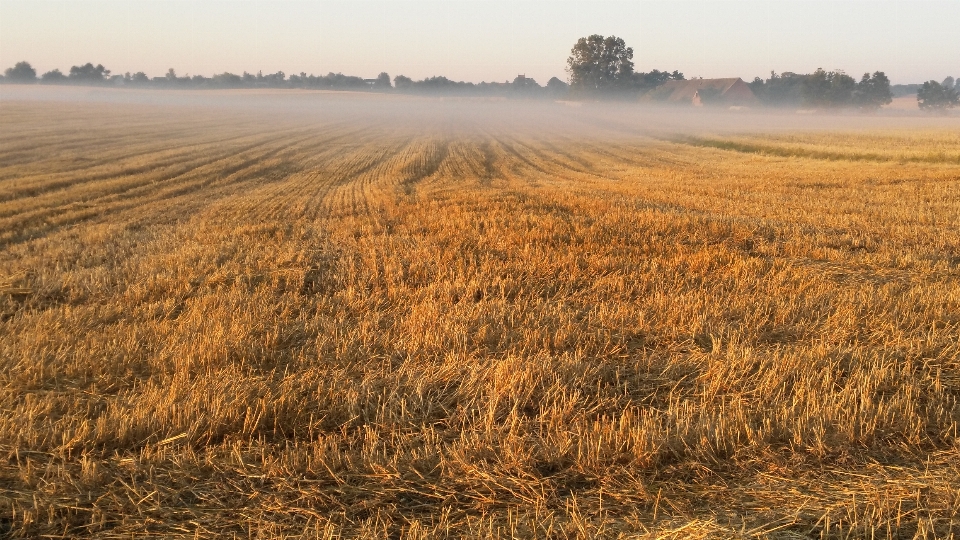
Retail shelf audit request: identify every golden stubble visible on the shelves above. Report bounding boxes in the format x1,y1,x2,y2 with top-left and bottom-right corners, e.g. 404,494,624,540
1,99,959,538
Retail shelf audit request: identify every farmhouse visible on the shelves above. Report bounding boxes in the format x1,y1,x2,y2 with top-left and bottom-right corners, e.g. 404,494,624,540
645,77,758,106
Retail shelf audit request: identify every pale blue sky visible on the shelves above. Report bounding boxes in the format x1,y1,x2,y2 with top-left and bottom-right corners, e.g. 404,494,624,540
0,1,956,85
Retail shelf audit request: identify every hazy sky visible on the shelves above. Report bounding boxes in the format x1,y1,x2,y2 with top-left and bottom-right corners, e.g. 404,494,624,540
1,1,956,85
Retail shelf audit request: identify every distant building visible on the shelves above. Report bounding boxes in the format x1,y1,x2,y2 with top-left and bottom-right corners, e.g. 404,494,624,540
645,78,758,106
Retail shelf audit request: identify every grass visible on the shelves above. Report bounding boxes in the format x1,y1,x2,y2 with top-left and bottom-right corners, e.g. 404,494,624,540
1,97,959,538
674,130,960,164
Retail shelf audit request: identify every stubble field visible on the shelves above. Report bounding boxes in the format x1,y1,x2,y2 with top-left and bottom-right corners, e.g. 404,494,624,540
1,90,960,538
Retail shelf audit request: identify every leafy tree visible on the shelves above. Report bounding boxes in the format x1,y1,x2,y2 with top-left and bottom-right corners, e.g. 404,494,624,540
288,72,308,87
317,72,367,89
546,77,569,96
394,75,423,91
4,61,37,82
632,69,684,92
566,34,635,94
802,68,856,107
413,76,463,92
393,75,413,90
748,77,763,90
750,71,806,106
825,70,857,105
512,75,540,94
259,71,286,87
212,72,243,87
385,75,480,94
942,76,955,89
854,71,892,110
373,72,392,90
69,63,110,83
40,69,68,84
917,80,960,112
131,72,150,84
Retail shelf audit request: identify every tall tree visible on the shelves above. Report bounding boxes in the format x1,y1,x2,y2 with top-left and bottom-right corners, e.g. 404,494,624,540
4,61,37,83
566,35,634,94
854,71,892,110
374,72,392,90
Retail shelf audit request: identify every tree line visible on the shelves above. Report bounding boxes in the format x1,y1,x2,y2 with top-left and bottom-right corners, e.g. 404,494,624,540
3,33,958,111
0,57,679,101
747,70,893,109
748,70,958,111
0,61,573,98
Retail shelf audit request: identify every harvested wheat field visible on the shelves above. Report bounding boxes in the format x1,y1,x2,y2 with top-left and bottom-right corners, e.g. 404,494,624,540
1,89,960,538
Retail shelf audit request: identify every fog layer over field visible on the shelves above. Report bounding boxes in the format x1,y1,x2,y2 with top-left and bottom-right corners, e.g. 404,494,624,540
2,85,956,140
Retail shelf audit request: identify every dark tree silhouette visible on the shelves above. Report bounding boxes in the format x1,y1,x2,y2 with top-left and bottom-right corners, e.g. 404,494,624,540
546,77,569,95
4,61,37,83
802,68,856,107
512,75,540,93
259,71,286,86
749,71,807,106
40,69,68,84
917,80,960,112
69,63,111,83
854,71,892,110
212,73,243,87
412,76,460,91
393,75,412,90
374,72,392,90
632,69,684,91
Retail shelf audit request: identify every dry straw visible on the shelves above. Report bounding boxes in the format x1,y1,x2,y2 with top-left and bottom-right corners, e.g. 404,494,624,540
1,100,959,538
